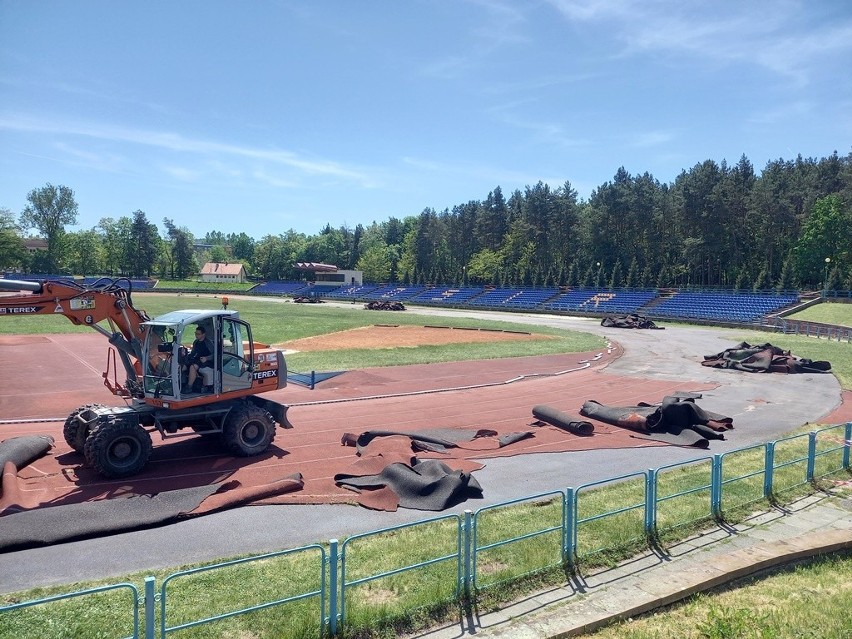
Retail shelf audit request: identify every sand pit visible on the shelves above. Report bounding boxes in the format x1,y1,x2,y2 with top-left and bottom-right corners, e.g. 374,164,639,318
277,324,547,352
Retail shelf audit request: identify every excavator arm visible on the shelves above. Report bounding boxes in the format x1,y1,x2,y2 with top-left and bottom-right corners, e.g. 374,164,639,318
0,277,152,396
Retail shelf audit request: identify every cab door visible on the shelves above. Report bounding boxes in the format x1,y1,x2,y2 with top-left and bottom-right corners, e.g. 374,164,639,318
220,317,253,393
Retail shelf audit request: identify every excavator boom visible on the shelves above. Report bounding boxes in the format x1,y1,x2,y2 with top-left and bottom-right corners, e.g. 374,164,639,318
0,277,149,337
0,277,152,394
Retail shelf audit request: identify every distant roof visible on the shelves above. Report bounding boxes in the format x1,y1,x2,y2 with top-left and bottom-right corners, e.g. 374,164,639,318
294,262,338,272
200,262,245,275
23,238,48,250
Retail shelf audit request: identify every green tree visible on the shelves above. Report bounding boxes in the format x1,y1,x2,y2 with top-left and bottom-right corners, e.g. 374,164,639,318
594,261,605,287
130,210,161,277
254,231,306,280
203,230,228,245
776,256,795,291
793,195,852,288
466,248,504,284
672,160,729,287
66,229,104,275
229,232,256,264
304,225,347,266
0,207,26,270
19,183,78,273
608,259,624,289
163,218,196,279
475,186,509,252
209,245,230,263
97,217,129,275
752,265,770,291
395,231,416,284
825,265,842,292
355,244,392,282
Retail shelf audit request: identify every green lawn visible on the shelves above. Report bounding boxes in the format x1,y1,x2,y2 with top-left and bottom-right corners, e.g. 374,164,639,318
588,553,852,639
2,293,851,638
3,293,851,386
0,293,605,372
787,299,852,328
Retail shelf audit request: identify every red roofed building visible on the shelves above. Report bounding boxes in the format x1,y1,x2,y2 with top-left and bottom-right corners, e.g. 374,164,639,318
200,262,247,283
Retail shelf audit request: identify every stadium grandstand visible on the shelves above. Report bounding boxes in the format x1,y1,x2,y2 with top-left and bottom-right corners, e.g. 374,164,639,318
0,272,815,326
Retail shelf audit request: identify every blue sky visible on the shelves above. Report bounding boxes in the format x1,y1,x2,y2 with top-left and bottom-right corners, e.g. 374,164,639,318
2,1,851,241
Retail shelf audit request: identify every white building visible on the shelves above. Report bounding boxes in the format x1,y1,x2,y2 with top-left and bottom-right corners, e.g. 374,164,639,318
200,262,247,283
293,262,363,287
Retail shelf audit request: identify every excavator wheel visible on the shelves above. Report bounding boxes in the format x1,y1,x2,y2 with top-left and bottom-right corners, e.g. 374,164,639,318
63,404,104,453
222,403,276,457
84,417,153,478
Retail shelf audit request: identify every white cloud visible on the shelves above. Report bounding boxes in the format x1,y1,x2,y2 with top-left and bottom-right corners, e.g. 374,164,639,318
0,113,379,187
747,101,813,125
631,130,677,147
161,165,203,182
545,0,852,84
422,0,529,79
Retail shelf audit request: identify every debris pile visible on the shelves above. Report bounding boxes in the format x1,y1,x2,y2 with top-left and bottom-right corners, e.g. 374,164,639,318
365,300,406,311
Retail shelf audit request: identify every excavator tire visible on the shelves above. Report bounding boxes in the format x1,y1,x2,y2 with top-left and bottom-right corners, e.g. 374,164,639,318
84,417,153,478
63,404,104,453
222,403,276,457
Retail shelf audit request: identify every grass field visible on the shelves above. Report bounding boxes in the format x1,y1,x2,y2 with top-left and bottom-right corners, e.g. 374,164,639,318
3,292,851,388
0,292,605,372
788,299,852,328
1,294,851,638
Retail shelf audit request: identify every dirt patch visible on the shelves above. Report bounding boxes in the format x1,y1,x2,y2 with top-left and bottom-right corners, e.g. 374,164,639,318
277,324,547,352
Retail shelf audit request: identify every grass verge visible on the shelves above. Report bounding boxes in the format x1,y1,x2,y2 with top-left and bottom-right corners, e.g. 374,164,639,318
587,552,852,639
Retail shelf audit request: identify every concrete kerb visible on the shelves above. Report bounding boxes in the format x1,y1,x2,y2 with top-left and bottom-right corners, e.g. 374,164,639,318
409,494,852,639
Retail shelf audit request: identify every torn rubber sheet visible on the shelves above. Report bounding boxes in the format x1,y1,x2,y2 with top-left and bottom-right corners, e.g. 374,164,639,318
0,474,304,551
601,314,664,329
341,428,534,454
580,395,733,449
334,459,482,512
702,342,831,374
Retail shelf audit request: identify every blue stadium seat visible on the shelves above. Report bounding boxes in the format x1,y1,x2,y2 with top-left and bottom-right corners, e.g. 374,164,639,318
249,281,310,295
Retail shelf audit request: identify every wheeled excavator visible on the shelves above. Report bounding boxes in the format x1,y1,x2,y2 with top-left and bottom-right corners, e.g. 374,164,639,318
0,277,291,478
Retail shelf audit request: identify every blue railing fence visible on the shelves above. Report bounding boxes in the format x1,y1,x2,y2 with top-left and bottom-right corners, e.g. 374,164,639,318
650,457,714,538
472,490,565,591
159,544,326,637
0,582,140,639
2,422,850,639
765,317,852,342
338,515,463,634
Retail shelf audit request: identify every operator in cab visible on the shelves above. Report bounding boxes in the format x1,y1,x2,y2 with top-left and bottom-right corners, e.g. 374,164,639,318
186,325,214,392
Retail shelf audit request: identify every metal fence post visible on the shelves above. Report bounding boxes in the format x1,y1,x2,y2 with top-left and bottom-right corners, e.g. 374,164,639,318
328,539,339,636
844,423,852,469
807,431,817,482
711,454,722,520
764,442,775,499
561,490,569,566
645,469,657,539
144,576,155,639
463,510,473,601
565,488,577,571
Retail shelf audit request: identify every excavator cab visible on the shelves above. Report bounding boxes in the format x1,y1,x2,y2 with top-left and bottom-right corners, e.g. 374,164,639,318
0,278,290,478
142,309,255,401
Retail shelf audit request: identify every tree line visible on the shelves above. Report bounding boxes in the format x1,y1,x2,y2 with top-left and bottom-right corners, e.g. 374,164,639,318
2,151,851,291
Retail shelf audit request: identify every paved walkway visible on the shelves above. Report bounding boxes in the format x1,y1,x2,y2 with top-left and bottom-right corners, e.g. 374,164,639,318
411,491,852,639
